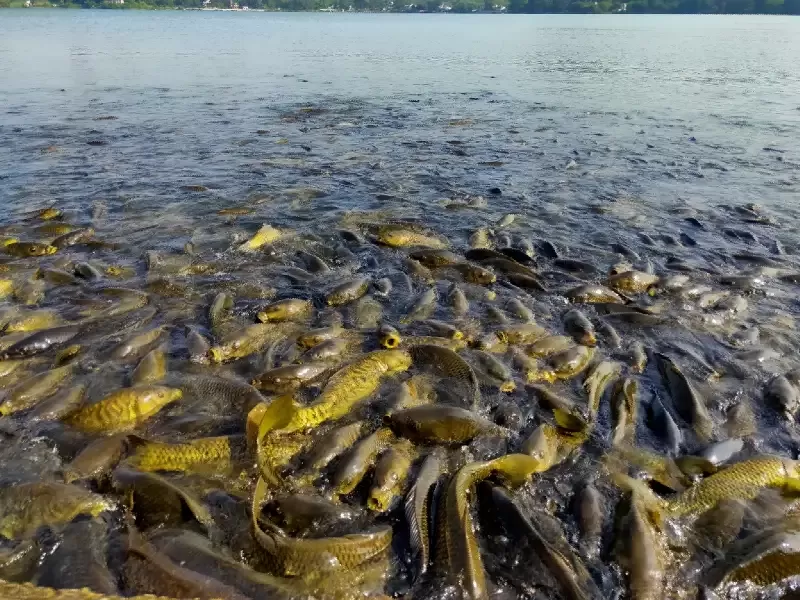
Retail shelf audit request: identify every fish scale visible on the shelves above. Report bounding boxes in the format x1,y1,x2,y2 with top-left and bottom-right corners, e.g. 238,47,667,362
670,456,795,517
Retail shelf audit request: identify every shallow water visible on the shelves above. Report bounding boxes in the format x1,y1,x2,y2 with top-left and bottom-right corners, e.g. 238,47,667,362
2,10,800,599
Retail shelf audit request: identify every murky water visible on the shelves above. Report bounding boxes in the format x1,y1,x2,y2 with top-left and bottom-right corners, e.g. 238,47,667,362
2,10,800,600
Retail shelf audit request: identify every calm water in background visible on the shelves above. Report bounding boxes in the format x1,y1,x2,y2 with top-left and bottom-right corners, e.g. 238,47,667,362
1,12,798,231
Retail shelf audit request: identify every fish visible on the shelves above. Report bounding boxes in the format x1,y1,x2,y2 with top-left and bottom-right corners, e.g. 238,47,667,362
495,322,548,345
447,284,469,316
506,298,534,321
527,345,594,383
66,385,182,433
257,298,312,323
375,225,446,249
387,405,504,445
301,420,365,472
130,346,167,385
64,434,130,483
0,279,13,299
405,448,445,578
173,374,264,415
402,257,435,283
611,377,639,446
563,309,597,346
418,319,464,340
765,373,800,419
333,427,396,496
400,287,437,324
608,270,660,293
378,323,401,349
282,349,412,433
51,227,95,249
0,483,113,539
654,352,714,441
208,292,234,338
147,528,301,599
0,364,72,415
443,455,543,599
326,277,370,306
353,295,383,329
114,468,215,531
409,249,462,267
488,485,597,600
14,278,45,305
368,438,417,512
128,436,242,474
471,350,516,392
266,494,358,533
451,262,496,285
297,325,344,349
251,362,330,393
28,383,86,423
35,518,118,595
238,223,282,252
520,423,575,470
595,318,622,348
670,456,800,517
584,360,623,418
300,337,352,362
252,478,392,576
373,277,392,297
112,326,166,360
469,228,492,249
526,335,574,358
407,344,481,409
5,242,57,257
124,524,248,600
565,284,624,304
209,322,295,363
4,309,62,333
616,493,665,600
576,483,604,558
629,341,648,373
704,529,800,588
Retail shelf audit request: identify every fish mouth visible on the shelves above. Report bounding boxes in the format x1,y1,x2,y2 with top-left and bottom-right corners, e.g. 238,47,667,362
382,336,400,349
367,494,387,512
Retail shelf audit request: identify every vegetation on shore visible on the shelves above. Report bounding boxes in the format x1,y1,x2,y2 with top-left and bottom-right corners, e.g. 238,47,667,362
2,0,798,15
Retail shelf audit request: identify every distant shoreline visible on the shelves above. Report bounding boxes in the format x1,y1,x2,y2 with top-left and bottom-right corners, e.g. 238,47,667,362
2,5,798,11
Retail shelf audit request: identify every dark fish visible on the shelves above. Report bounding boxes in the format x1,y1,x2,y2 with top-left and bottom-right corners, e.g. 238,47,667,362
610,243,640,260
646,396,682,455
506,273,548,292
535,240,560,259
603,311,664,327
407,344,480,409
498,247,536,265
0,325,81,360
51,227,95,249
485,485,597,600
35,518,117,595
387,405,503,445
553,258,598,275
654,352,713,441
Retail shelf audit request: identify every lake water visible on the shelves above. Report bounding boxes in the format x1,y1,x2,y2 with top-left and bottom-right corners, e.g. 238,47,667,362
1,12,799,225
2,10,800,599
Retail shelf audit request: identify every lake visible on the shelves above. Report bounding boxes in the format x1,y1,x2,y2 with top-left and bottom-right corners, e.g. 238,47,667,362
1,10,800,599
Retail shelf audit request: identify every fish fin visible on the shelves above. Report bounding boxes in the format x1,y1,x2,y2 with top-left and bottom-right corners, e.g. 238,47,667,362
404,482,423,560
257,394,296,442
553,408,589,434
783,477,800,496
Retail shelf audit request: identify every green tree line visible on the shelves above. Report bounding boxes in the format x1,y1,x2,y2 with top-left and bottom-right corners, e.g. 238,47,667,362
5,0,799,14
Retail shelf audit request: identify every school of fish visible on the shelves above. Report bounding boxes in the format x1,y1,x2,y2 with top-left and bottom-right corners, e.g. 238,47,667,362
2,197,800,600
